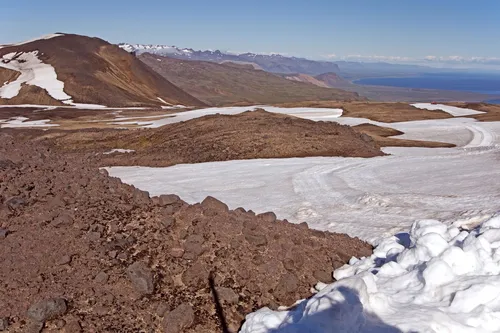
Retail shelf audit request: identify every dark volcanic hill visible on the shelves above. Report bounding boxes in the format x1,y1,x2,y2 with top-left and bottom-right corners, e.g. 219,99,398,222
0,34,205,107
138,53,363,106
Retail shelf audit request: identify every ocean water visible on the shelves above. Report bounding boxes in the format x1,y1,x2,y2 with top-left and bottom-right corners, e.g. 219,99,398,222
355,73,500,103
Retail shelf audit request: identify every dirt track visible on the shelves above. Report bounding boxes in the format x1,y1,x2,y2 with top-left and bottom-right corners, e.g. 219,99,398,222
0,132,371,332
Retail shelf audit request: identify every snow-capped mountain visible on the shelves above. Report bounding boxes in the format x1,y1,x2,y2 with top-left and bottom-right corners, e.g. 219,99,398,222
118,43,341,75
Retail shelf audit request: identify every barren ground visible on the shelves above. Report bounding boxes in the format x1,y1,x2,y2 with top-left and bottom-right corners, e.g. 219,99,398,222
28,110,387,168
0,132,372,332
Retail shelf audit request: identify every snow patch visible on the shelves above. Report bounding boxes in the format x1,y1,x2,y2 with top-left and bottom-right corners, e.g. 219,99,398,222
13,33,64,46
412,103,485,117
103,149,135,155
0,51,72,101
0,116,58,128
241,217,500,332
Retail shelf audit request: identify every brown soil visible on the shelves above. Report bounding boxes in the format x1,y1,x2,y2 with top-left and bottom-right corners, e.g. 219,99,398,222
353,123,456,148
35,110,385,167
447,102,500,121
0,133,372,332
0,34,205,107
139,53,364,106
0,67,20,85
276,101,453,122
0,85,65,106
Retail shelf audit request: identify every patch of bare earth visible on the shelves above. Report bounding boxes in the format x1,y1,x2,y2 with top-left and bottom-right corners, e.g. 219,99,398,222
36,110,385,167
353,123,455,148
0,134,372,332
0,85,65,106
0,67,20,86
276,101,453,122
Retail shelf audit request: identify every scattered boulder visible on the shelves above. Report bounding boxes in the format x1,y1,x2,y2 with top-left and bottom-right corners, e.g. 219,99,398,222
5,197,25,211
126,261,155,295
27,298,67,323
94,271,109,284
216,287,239,305
0,318,8,331
162,303,194,333
257,211,277,223
0,229,8,239
158,194,180,206
201,196,228,213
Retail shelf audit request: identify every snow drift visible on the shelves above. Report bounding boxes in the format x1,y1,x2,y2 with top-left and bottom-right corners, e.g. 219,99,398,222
241,216,500,333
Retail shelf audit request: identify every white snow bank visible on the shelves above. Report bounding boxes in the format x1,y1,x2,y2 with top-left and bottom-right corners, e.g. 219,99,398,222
13,33,64,46
412,103,485,117
103,149,135,155
241,216,500,333
0,116,58,128
0,51,72,101
110,106,343,128
105,144,500,244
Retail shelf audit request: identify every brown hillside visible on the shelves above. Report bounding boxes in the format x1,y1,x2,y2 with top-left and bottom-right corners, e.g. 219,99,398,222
281,73,330,88
315,72,352,87
0,34,205,107
39,109,385,166
139,53,364,106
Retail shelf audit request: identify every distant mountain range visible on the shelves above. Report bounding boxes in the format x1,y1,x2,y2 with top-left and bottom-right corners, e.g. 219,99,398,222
119,43,459,78
119,43,341,75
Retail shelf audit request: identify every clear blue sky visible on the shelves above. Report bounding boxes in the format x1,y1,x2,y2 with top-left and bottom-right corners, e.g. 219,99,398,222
1,0,498,61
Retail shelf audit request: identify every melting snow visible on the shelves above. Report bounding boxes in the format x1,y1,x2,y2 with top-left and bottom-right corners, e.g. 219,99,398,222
13,33,64,46
0,51,72,101
412,103,485,117
0,116,58,128
241,216,500,333
103,149,135,155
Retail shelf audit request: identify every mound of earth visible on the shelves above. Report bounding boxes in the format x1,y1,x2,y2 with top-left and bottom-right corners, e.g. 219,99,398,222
39,109,385,167
353,123,455,148
138,53,364,106
0,34,204,107
0,133,371,332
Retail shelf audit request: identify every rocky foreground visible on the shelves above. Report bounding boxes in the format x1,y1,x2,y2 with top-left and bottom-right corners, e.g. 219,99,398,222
0,133,371,332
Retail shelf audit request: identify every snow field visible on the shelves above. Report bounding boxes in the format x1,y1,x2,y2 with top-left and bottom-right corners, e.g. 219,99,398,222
411,103,485,117
0,116,58,128
241,216,500,333
106,143,500,245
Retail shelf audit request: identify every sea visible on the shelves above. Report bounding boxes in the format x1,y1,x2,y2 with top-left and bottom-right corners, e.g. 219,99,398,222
355,72,500,104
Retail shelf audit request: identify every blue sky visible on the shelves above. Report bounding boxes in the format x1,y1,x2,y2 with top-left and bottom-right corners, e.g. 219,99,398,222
1,0,499,65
